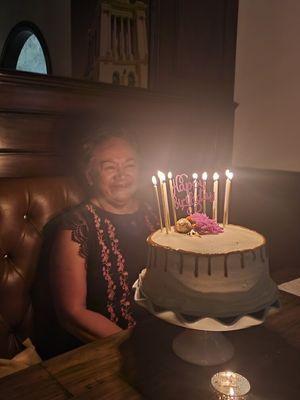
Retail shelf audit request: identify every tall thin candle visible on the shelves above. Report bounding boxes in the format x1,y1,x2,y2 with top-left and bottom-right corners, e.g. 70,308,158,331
223,170,233,226
192,172,198,213
158,171,170,233
202,172,208,214
167,172,177,225
212,172,219,221
152,176,163,231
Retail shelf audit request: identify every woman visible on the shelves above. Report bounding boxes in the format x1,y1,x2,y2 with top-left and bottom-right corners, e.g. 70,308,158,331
33,131,158,359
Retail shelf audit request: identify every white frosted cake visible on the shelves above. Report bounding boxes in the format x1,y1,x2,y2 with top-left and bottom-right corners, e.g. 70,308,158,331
138,223,278,320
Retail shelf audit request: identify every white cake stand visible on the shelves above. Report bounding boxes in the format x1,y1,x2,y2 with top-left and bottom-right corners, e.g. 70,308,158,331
133,278,279,366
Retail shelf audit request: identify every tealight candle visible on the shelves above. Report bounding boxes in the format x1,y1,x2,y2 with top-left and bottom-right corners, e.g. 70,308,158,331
167,172,177,225
212,172,219,221
192,172,198,213
223,169,233,227
201,172,208,214
211,371,250,400
152,175,163,231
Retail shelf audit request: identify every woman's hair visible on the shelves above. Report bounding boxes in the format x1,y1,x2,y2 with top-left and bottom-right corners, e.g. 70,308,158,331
79,127,139,171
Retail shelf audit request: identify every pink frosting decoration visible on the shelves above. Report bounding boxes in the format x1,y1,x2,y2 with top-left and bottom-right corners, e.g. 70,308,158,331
86,204,119,324
105,218,136,328
85,203,157,329
188,213,223,234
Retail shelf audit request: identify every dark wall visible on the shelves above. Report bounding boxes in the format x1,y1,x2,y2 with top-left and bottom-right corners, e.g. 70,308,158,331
231,168,300,282
149,0,238,168
0,70,211,179
71,0,239,169
71,0,98,79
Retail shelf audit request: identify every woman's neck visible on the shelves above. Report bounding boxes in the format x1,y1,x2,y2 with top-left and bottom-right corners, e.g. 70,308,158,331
90,196,139,215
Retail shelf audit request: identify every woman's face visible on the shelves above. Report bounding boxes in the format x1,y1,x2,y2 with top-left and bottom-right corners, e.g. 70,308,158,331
87,137,139,207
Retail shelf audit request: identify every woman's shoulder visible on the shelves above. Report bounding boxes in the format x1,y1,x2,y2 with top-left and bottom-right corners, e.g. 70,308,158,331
59,203,91,230
49,203,92,259
42,203,91,238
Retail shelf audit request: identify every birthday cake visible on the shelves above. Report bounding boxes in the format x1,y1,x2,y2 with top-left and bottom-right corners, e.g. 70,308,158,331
136,172,279,324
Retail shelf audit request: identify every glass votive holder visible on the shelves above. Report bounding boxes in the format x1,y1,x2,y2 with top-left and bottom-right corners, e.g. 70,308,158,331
211,371,251,400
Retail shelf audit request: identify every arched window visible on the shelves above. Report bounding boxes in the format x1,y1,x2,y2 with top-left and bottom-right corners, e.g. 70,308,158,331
0,22,51,74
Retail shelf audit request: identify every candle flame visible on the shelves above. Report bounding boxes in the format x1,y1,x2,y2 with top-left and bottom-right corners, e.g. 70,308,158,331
157,170,166,182
167,171,172,179
202,171,208,181
192,172,198,180
152,175,157,185
213,172,219,181
226,170,234,180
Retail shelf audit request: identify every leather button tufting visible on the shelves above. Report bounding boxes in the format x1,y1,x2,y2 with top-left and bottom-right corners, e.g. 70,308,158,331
23,214,27,220
3,254,8,259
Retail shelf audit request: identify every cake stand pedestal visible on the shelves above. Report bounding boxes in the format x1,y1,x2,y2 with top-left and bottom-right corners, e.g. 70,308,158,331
134,276,279,366
172,329,234,366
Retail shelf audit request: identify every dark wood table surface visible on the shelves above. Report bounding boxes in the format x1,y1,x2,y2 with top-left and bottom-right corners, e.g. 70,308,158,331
1,287,300,400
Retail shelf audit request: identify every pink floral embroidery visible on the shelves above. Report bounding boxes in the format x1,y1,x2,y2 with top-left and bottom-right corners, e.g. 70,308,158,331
86,204,118,324
105,219,136,328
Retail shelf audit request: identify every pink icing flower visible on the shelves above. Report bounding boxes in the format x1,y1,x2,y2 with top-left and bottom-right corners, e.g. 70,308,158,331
187,213,223,235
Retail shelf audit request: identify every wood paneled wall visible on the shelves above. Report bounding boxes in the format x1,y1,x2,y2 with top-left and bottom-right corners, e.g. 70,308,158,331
0,69,234,179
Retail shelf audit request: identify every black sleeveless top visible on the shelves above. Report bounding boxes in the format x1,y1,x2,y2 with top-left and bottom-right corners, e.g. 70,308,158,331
32,202,158,360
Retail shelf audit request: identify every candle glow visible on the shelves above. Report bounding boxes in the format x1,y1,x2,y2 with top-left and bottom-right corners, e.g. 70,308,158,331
211,371,250,400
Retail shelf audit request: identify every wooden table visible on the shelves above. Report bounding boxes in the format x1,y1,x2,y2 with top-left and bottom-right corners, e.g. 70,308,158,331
1,290,300,400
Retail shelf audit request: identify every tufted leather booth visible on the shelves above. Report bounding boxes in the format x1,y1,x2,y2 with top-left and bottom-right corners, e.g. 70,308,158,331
0,176,84,359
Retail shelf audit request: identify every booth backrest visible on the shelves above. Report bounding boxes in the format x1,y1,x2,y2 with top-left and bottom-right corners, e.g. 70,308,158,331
0,176,83,358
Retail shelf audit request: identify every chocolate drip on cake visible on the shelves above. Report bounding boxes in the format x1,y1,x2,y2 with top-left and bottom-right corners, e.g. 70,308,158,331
260,247,265,262
208,256,212,276
251,250,256,261
241,252,245,269
194,256,199,277
224,254,229,277
153,247,157,267
179,253,184,274
164,250,168,272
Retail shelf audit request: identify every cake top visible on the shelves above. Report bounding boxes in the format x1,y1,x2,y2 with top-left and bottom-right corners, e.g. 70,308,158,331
148,224,265,255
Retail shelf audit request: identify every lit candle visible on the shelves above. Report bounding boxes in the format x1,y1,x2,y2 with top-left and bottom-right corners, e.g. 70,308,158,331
201,172,208,214
223,169,234,227
212,172,219,221
192,172,198,213
167,172,177,225
152,176,163,231
157,171,170,233
187,183,193,215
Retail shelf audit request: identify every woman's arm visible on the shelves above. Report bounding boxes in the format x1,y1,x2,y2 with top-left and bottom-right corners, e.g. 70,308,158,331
50,230,122,343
